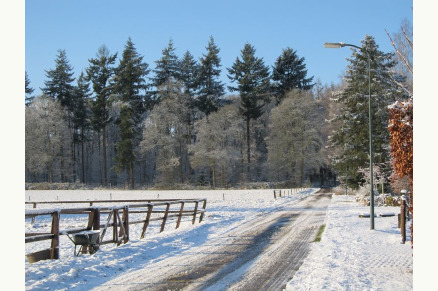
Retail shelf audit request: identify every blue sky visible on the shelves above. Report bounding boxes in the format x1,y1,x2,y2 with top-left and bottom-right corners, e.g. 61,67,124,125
25,0,412,96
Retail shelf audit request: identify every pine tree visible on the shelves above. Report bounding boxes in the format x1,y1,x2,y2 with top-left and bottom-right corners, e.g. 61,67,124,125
196,36,225,116
271,47,314,104
179,50,199,96
148,39,180,110
42,49,76,182
86,45,118,187
151,39,180,92
72,72,91,183
329,35,406,187
179,50,199,144
42,49,76,111
227,43,270,176
115,105,135,184
25,71,35,106
113,37,150,189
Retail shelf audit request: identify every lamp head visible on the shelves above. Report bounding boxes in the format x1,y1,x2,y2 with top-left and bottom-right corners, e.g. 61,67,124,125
324,42,346,48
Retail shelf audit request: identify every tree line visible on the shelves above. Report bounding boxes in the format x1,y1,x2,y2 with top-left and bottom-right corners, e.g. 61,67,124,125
25,33,411,191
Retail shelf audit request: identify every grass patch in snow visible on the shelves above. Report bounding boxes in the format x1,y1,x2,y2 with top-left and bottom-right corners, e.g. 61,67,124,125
313,224,326,242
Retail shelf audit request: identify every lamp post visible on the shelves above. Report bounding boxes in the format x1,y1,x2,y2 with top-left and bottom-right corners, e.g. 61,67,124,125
324,42,374,230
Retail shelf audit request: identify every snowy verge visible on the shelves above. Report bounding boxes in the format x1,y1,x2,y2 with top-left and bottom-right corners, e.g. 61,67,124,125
285,194,413,291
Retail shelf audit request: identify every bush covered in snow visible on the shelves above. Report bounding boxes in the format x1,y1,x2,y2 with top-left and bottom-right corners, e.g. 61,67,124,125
354,184,403,206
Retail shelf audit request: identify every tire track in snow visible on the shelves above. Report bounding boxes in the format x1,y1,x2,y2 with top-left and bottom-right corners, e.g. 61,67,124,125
211,193,331,291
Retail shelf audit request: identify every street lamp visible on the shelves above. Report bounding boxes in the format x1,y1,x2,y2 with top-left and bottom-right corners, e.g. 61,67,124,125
324,42,375,230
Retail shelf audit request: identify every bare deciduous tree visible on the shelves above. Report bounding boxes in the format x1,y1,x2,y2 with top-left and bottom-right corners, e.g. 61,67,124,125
25,96,71,182
267,89,324,186
141,80,190,185
189,102,244,188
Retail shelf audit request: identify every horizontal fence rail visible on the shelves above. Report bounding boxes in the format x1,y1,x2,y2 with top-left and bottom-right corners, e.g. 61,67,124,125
25,198,207,262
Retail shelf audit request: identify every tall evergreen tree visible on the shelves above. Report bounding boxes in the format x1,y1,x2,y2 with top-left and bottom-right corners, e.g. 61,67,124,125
179,50,199,96
86,45,118,187
113,37,150,189
72,72,91,183
227,43,270,175
152,39,180,89
272,47,314,104
115,106,135,184
179,50,199,144
42,49,76,182
196,36,225,116
42,49,76,111
148,39,180,109
25,71,35,106
329,35,406,187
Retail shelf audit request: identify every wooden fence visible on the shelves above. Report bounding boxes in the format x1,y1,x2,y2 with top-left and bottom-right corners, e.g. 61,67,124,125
25,199,207,261
273,188,306,199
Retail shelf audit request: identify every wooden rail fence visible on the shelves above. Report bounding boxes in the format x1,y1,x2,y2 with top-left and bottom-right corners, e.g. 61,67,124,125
25,199,207,262
273,188,306,199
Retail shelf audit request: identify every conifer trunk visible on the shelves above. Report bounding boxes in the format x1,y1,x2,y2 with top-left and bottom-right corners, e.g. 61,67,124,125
72,142,76,182
130,160,134,189
48,160,53,183
81,130,85,183
60,145,65,182
246,117,250,175
103,126,107,187
212,165,216,189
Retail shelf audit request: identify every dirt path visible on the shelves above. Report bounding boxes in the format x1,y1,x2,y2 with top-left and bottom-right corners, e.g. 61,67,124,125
94,190,332,291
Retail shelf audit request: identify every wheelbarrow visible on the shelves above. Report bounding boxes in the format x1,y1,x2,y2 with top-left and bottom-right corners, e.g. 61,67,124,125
66,230,100,256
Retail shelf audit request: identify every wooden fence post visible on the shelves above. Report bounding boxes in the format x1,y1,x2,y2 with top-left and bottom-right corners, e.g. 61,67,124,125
140,204,153,239
113,209,118,244
176,201,185,229
122,206,129,243
199,199,207,223
31,203,37,224
192,201,199,224
91,208,100,245
50,210,60,259
160,203,171,232
114,208,126,246
93,208,100,231
87,209,95,230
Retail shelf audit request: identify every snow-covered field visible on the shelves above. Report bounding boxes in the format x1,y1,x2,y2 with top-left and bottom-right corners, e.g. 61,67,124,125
24,189,413,290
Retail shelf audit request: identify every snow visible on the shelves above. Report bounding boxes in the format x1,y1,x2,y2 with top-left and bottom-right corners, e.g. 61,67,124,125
285,194,412,291
24,189,413,290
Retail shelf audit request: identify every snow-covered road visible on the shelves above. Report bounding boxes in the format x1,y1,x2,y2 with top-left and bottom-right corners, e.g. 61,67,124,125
92,190,331,290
